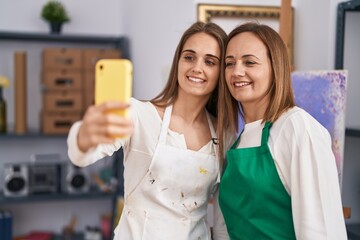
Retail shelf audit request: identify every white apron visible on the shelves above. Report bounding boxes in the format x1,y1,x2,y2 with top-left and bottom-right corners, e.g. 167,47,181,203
114,105,220,240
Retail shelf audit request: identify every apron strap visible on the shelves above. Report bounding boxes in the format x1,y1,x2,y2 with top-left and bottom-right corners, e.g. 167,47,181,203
230,135,241,150
205,111,221,184
158,105,172,144
205,111,216,139
261,122,272,146
231,121,271,149
230,126,244,150
206,111,218,154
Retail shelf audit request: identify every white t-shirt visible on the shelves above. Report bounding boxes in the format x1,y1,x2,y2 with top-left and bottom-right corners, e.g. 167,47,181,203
236,106,347,240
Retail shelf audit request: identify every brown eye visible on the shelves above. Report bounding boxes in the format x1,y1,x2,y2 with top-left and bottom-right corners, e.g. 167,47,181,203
184,55,194,61
245,61,256,66
225,62,235,68
205,59,216,66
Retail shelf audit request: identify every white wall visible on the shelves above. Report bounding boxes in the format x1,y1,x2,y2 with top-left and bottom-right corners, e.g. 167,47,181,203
122,0,196,99
0,0,358,235
0,0,125,35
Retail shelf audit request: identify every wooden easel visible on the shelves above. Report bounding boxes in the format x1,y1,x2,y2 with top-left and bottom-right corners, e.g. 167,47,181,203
279,0,294,70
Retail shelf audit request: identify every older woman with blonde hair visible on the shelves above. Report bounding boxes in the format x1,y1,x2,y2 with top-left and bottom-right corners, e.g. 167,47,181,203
217,22,347,240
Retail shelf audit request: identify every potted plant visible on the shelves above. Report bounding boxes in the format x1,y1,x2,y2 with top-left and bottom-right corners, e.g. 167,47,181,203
41,0,70,34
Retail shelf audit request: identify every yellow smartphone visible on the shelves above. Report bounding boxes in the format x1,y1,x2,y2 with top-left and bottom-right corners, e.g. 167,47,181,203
95,59,133,137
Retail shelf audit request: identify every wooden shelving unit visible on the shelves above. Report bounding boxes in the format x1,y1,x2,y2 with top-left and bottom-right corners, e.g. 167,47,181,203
0,31,127,238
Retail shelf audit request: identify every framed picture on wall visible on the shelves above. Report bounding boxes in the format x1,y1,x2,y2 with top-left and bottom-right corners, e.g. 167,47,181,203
197,3,294,68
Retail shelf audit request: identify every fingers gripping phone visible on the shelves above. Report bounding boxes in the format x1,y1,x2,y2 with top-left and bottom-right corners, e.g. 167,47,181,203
95,59,133,137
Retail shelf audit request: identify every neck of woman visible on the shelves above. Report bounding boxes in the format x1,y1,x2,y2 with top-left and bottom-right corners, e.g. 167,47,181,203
173,94,209,125
242,101,268,124
172,101,207,124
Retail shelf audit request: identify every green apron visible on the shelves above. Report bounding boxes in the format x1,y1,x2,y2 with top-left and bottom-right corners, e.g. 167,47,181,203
219,122,296,239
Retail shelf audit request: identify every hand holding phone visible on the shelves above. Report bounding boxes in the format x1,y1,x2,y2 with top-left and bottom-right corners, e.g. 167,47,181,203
95,59,133,138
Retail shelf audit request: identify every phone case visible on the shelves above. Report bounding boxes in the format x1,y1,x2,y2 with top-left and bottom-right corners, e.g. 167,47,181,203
95,59,132,138
95,59,133,119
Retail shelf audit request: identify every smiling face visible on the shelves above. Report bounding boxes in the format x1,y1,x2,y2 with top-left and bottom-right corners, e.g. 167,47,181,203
177,32,221,100
225,32,273,115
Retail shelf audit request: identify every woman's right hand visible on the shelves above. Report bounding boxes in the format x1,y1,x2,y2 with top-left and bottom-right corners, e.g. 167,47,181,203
77,101,133,152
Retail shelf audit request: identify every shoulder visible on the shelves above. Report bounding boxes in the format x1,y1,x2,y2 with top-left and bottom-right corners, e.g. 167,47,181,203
125,99,162,154
275,107,328,133
130,98,156,117
130,98,150,110
129,98,162,129
272,106,331,143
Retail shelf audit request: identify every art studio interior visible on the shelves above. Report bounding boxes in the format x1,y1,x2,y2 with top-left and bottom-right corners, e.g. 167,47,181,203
0,0,359,239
